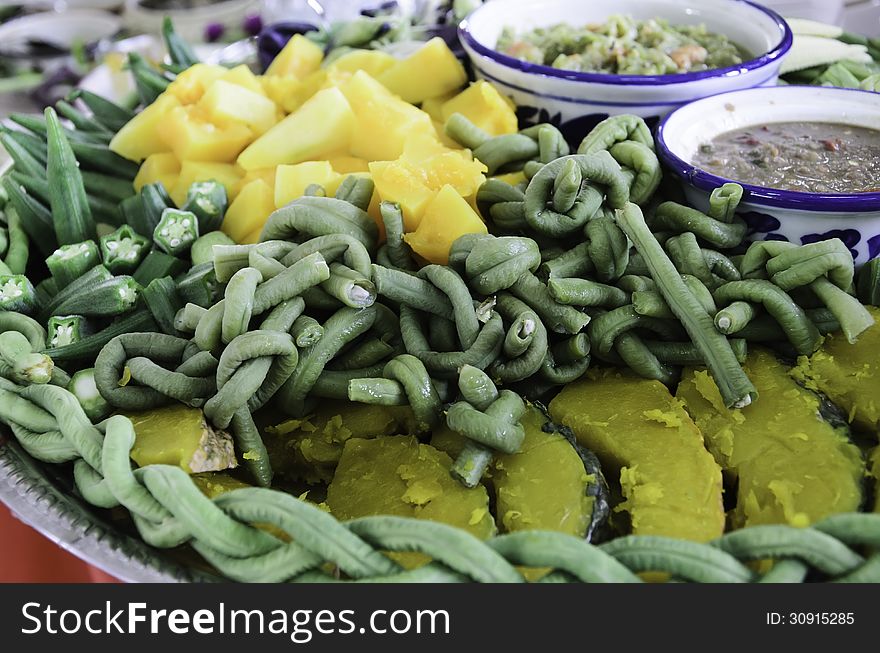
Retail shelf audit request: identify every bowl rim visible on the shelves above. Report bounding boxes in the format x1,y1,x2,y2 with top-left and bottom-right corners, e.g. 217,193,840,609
656,84,880,213
458,0,793,87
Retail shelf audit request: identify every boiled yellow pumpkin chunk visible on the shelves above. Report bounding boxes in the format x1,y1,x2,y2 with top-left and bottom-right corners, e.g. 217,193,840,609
421,91,457,122
260,74,301,110
399,134,487,199
240,227,263,245
327,49,397,78
165,63,227,105
219,64,266,95
236,167,276,194
222,178,275,242
109,92,181,162
369,160,435,231
678,349,864,529
377,37,467,104
198,80,278,136
171,161,242,207
327,435,496,543
158,106,253,164
549,370,725,543
237,87,355,171
404,184,487,264
133,152,180,193
274,161,342,208
441,80,518,136
792,306,880,433
281,70,330,113
341,71,435,162
265,34,324,79
126,404,237,473
328,154,370,174
424,152,486,198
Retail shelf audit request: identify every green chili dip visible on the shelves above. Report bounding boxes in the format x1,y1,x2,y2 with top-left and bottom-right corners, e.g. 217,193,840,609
496,15,746,75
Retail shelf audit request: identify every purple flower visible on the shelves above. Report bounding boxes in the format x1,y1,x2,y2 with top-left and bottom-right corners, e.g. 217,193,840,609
801,229,861,260
243,14,263,36
204,22,225,43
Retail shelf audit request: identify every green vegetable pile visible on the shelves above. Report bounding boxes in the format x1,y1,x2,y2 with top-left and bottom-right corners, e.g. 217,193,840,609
0,20,879,583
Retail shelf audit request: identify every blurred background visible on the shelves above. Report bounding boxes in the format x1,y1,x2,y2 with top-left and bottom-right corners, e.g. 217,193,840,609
0,0,878,583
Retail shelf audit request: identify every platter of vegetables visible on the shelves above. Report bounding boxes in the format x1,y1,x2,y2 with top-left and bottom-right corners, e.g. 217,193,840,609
0,13,879,584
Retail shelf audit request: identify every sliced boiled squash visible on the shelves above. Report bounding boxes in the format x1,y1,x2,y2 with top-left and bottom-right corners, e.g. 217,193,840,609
219,64,266,96
341,70,435,162
441,81,518,136
222,178,275,242
326,435,496,562
157,105,253,163
403,184,487,264
109,92,180,162
549,369,725,542
237,87,355,170
198,80,279,136
133,152,180,193
165,63,227,105
265,34,324,79
327,49,397,78
677,348,864,529
377,37,467,104
274,161,341,208
792,305,880,433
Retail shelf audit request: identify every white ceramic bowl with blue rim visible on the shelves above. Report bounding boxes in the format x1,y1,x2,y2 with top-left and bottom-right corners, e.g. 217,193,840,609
458,0,792,142
656,85,880,267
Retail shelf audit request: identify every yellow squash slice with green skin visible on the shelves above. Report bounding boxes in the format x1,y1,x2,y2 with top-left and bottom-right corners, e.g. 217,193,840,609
261,401,419,484
677,348,864,529
792,306,880,433
326,435,496,568
125,404,237,473
549,370,725,542
430,406,608,539
492,407,606,539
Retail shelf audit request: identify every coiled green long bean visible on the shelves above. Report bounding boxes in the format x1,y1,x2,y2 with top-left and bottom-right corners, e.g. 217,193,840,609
277,305,383,416
260,196,378,251
463,235,540,295
524,152,629,237
713,280,822,355
740,240,874,343
94,333,216,410
488,293,548,383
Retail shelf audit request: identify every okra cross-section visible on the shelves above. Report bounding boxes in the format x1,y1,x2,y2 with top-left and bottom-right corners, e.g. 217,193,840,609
0,274,36,313
154,208,200,256
100,224,152,274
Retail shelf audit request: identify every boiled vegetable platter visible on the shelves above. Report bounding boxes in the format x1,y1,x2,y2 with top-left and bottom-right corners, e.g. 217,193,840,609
0,15,879,583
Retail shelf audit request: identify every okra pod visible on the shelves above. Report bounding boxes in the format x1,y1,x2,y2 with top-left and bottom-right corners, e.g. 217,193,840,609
46,241,101,289
45,107,96,245
0,274,37,313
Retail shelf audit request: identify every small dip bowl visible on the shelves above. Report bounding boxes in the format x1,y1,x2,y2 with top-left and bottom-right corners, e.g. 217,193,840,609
657,85,880,266
458,0,792,139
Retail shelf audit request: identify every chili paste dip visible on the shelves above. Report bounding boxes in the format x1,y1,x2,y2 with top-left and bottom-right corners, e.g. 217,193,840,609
692,122,880,194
